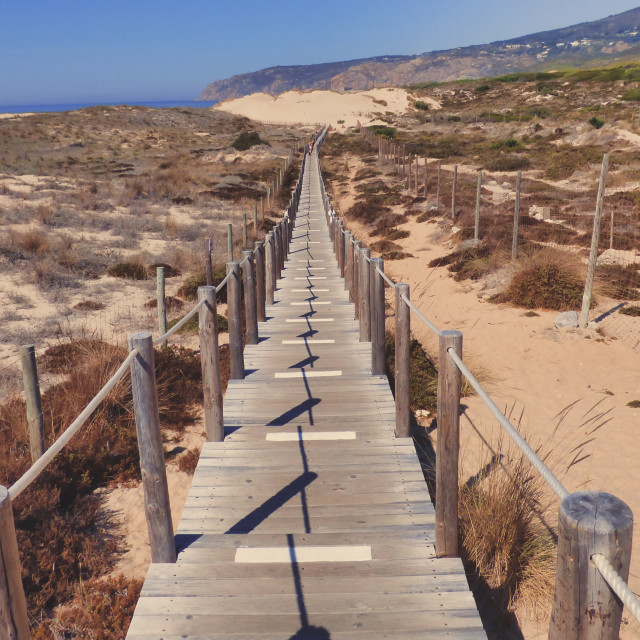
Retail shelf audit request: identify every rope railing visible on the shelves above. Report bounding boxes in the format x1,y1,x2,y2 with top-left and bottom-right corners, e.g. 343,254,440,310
9,348,139,500
319,125,640,638
152,298,206,346
446,348,569,500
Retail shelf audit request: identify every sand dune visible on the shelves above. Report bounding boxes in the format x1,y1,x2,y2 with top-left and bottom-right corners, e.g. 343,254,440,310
214,88,440,128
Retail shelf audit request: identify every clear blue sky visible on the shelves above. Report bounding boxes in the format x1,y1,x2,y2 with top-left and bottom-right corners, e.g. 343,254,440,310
2,0,640,105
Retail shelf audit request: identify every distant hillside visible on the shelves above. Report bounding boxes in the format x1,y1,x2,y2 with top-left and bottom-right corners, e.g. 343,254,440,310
200,7,640,101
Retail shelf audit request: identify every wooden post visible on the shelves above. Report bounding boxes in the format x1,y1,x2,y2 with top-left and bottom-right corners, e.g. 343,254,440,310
475,171,482,242
610,210,614,250
415,156,419,193
275,225,283,279
205,239,213,287
267,186,271,211
511,170,522,259
424,158,428,199
227,223,233,263
261,197,265,220
371,258,386,375
226,262,244,380
265,233,276,305
359,248,371,342
128,331,176,563
353,241,361,317
408,153,412,188
580,155,609,328
241,250,258,345
402,144,406,177
395,284,411,438
242,213,248,248
338,223,346,277
345,231,353,295
436,160,442,209
451,165,458,220
0,487,30,640
436,330,463,558
156,267,167,348
253,204,258,236
197,286,223,442
20,344,45,462
254,241,266,322
549,491,633,640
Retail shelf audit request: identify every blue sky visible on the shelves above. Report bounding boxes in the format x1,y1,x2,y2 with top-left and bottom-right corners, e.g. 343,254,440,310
1,0,640,105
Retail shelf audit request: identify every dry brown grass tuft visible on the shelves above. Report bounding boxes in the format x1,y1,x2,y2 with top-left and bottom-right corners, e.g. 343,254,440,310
459,448,556,616
13,228,50,254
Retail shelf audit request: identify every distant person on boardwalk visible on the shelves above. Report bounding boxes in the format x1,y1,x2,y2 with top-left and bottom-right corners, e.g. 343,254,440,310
309,139,314,153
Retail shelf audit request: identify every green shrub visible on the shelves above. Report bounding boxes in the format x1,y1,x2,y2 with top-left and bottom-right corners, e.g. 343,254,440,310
589,116,605,129
485,155,530,172
492,138,521,150
448,115,462,122
475,85,490,92
167,313,228,334
107,262,148,280
369,125,395,140
621,88,640,101
231,131,268,151
177,266,228,303
413,100,430,111
385,332,438,412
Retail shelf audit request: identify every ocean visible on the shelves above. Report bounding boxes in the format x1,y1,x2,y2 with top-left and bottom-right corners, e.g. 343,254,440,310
0,99,218,115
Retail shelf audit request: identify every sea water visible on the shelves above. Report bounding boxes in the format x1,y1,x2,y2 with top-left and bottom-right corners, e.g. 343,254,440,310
0,100,218,115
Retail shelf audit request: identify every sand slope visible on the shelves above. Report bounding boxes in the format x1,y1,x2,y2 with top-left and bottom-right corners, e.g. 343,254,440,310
214,88,440,128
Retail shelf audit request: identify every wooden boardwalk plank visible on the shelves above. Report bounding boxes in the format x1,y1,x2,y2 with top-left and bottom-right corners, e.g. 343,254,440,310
126,149,485,639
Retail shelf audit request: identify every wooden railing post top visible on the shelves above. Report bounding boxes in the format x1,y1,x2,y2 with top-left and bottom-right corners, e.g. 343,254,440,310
254,240,264,248
197,285,216,297
128,330,152,346
354,240,362,249
395,282,409,295
371,257,383,266
560,490,632,532
226,261,239,270
361,248,370,257
242,249,253,259
20,343,35,353
0,485,9,506
440,329,463,341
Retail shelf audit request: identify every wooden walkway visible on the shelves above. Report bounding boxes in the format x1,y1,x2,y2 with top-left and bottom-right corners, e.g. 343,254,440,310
126,153,487,639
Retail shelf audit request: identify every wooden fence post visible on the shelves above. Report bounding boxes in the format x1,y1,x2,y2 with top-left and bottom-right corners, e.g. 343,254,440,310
395,284,411,438
424,158,428,199
436,330,463,558
242,213,248,248
197,286,223,442
371,258,386,375
254,241,266,322
353,241,361,318
156,267,167,347
451,165,458,220
253,204,258,236
359,248,371,341
205,238,213,286
549,491,633,640
227,223,233,263
265,233,276,305
20,344,45,462
437,160,442,209
408,153,412,188
0,487,30,640
474,172,482,242
128,331,176,563
511,170,522,260
338,223,345,277
580,154,609,328
267,186,271,211
261,197,265,220
345,231,353,296
242,250,258,345
226,262,244,380
275,225,284,279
